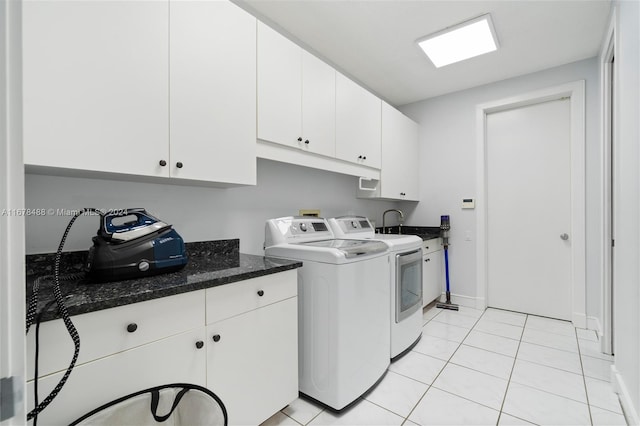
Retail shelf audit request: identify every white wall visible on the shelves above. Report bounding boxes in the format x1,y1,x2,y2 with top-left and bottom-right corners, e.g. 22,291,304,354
610,0,640,423
399,58,601,317
24,159,400,255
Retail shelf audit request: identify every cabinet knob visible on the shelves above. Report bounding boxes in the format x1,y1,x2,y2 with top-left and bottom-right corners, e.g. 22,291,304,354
126,323,138,333
363,156,367,160
304,140,310,145
358,155,363,159
425,258,431,262
212,334,221,342
400,192,406,196
257,290,264,297
159,160,167,167
176,162,183,169
195,340,204,349
297,137,303,142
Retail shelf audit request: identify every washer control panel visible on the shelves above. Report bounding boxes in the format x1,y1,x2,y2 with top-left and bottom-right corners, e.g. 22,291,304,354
265,216,335,247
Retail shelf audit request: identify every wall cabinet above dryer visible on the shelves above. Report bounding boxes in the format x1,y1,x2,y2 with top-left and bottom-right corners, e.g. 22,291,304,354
22,0,256,187
357,103,419,201
257,22,336,158
380,102,419,201
335,73,382,169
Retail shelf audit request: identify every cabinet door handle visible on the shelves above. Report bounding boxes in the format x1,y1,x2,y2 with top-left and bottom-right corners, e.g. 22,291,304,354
176,162,183,169
159,160,167,167
362,156,367,160
212,334,221,342
425,258,431,262
358,155,363,159
304,140,310,145
400,192,406,196
297,137,303,142
257,290,265,297
126,323,138,333
195,340,204,349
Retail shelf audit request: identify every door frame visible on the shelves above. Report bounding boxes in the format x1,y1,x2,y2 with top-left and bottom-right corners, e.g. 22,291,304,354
1,0,26,423
475,81,587,327
600,10,616,354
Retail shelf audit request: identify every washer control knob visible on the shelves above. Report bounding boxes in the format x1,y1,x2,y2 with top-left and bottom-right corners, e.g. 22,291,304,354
300,223,307,232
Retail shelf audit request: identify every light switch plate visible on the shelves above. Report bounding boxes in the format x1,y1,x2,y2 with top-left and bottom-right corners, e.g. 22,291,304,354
462,198,475,209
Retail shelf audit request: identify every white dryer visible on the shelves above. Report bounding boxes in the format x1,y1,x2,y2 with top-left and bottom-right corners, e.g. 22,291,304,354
264,216,390,411
328,216,423,360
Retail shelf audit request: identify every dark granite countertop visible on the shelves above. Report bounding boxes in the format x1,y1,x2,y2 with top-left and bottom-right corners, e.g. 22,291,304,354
375,225,442,241
26,239,302,322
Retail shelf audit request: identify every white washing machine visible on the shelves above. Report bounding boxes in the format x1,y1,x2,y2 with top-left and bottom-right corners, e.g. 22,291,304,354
328,216,423,360
264,216,390,411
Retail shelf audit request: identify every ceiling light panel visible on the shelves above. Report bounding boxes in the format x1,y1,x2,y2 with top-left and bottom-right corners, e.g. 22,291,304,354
418,14,499,68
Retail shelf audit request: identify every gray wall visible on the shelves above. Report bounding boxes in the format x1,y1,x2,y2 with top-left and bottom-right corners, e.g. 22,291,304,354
24,159,400,255
398,58,601,319
610,0,640,421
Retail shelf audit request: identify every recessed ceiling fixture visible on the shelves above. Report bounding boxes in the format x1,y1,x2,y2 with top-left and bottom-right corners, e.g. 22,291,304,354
417,14,499,68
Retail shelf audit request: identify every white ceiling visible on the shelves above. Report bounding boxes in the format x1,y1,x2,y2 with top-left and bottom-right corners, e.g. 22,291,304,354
236,0,611,106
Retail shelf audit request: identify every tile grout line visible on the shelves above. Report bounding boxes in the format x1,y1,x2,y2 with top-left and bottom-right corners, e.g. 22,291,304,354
495,313,529,425
402,306,485,424
575,326,595,426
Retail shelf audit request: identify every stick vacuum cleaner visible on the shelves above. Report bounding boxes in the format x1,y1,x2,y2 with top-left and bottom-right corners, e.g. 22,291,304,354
436,215,459,311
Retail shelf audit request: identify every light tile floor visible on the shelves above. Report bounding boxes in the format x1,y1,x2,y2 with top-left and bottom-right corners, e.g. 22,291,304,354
261,305,627,426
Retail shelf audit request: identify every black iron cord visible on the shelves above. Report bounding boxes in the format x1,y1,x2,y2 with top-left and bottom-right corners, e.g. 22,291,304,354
26,208,100,422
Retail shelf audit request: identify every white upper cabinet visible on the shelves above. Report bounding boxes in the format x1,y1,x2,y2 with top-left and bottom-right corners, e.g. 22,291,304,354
23,0,257,186
170,0,256,185
380,102,419,200
257,23,336,157
23,0,170,177
257,22,302,149
301,51,336,157
335,73,382,168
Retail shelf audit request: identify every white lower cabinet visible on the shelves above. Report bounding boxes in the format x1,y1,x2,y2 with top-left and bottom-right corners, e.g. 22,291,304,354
422,239,444,306
206,298,298,425
26,270,299,426
26,328,207,426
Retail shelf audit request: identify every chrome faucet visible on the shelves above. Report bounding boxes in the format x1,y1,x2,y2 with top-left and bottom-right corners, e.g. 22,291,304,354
382,209,404,234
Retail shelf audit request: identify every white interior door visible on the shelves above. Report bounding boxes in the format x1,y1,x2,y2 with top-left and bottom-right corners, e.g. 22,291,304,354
486,98,572,320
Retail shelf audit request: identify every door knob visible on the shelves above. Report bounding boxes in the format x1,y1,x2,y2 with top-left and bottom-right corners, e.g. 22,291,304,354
560,233,569,241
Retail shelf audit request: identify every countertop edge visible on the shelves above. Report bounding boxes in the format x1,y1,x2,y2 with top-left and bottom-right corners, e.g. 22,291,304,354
30,254,302,322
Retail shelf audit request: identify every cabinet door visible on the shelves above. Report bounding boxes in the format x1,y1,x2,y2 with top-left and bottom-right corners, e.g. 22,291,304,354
207,298,298,426
257,22,302,148
301,50,336,157
423,250,444,306
381,102,419,200
170,0,256,185
26,328,207,426
22,0,170,177
335,73,382,168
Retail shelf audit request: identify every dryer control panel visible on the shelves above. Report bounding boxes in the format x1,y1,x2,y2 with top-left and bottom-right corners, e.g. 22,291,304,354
328,216,375,239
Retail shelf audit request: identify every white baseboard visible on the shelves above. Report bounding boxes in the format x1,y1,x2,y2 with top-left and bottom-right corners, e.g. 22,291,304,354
438,293,485,310
587,315,603,335
611,364,640,426
572,312,587,329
